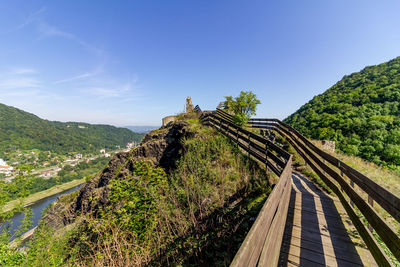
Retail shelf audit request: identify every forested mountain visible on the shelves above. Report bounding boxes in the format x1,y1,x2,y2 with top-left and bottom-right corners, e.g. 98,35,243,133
285,56,400,167
0,103,144,155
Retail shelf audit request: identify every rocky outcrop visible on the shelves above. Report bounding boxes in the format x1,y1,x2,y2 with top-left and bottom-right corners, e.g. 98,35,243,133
42,120,192,230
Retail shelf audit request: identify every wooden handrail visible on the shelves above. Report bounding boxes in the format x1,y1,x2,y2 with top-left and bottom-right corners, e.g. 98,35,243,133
249,118,400,222
248,118,400,265
201,112,293,266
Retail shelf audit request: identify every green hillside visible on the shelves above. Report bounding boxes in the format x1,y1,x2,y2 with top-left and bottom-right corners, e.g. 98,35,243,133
285,56,400,167
0,103,144,156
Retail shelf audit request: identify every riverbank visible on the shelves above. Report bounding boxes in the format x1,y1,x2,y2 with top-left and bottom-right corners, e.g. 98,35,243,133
1,178,85,213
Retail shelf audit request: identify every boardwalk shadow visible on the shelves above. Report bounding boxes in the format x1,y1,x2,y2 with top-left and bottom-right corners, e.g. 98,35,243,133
279,173,364,266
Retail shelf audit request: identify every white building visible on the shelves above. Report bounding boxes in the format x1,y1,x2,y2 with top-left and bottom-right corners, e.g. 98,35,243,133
0,159,14,175
0,165,13,175
0,159,7,166
126,142,137,149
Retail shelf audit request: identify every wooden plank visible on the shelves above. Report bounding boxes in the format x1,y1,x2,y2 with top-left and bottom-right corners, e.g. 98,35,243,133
251,118,400,223
283,243,366,267
282,179,377,267
286,209,347,233
279,251,326,267
275,126,400,262
280,134,393,266
283,226,365,254
282,232,374,264
289,200,346,219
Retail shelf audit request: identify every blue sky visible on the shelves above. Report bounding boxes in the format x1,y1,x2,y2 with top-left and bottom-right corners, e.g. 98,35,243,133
1,1,400,126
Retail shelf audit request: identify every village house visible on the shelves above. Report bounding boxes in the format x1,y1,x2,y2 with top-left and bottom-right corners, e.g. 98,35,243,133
126,142,137,149
0,159,14,176
39,167,61,178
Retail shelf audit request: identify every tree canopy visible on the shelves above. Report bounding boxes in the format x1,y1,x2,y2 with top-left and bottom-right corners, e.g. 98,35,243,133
284,56,400,167
224,91,261,125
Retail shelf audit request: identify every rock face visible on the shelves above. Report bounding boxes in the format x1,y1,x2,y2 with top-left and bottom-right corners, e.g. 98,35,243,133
42,121,192,230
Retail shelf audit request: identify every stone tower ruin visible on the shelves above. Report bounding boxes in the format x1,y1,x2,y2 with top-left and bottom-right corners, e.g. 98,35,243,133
186,96,194,112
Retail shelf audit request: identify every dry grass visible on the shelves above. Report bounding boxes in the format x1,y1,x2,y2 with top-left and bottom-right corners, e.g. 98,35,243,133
312,140,400,235
313,140,400,198
73,221,150,267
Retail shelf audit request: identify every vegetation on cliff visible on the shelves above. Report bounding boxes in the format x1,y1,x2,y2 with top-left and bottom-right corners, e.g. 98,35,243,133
0,103,144,157
6,113,270,266
284,56,400,168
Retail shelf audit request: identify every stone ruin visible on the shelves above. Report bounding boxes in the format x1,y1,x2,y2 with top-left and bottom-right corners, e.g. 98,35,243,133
162,97,196,127
186,96,194,113
321,140,335,153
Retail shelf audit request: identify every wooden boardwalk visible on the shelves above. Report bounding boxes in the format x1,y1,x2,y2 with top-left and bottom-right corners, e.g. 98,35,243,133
205,110,400,266
278,173,377,267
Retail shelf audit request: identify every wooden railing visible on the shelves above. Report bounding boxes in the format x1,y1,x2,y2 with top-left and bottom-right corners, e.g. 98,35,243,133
247,115,400,266
201,111,293,266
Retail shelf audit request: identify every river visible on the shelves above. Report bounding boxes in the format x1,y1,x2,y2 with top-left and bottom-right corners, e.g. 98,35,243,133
1,185,81,241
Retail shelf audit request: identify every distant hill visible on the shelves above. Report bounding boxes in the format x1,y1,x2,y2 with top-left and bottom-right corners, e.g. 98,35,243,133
0,103,144,156
285,56,400,167
124,126,159,134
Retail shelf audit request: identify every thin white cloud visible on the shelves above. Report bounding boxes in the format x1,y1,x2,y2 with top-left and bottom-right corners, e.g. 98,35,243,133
37,21,105,56
86,84,131,98
1,89,42,97
8,68,37,75
0,77,42,89
37,21,75,39
54,63,105,84
11,7,105,57
54,72,93,84
13,7,46,31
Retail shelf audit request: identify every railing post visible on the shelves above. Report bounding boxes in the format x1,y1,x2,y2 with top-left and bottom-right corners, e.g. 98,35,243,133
368,195,374,232
247,133,250,156
265,142,269,172
340,170,344,193
350,180,355,208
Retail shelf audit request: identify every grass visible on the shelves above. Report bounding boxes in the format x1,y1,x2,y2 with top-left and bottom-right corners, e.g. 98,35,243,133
313,140,400,198
312,140,400,227
1,178,85,213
